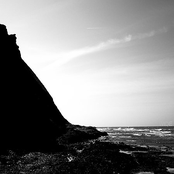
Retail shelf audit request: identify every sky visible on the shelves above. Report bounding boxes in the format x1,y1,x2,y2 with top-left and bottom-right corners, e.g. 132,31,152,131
1,0,174,127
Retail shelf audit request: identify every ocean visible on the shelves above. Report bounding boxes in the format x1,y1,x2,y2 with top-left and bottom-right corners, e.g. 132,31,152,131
97,126,174,149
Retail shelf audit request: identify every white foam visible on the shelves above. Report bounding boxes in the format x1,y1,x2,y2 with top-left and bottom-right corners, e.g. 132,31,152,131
112,127,136,132
119,150,132,155
167,167,174,173
133,133,142,136
135,172,154,174
126,139,136,142
118,136,132,138
122,128,136,131
97,127,110,132
147,129,173,137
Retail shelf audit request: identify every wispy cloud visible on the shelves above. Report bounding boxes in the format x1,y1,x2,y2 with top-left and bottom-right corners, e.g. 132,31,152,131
61,34,132,58
87,27,102,30
42,27,168,69
134,27,167,40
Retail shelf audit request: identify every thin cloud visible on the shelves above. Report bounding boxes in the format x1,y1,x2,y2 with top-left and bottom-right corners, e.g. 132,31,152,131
42,27,168,69
134,27,167,40
47,35,133,67
87,27,102,30
65,34,132,57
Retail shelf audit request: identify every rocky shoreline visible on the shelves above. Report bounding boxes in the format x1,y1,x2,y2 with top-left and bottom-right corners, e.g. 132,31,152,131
1,137,174,174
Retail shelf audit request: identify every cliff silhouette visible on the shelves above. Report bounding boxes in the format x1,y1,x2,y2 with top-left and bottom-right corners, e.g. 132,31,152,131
0,24,106,154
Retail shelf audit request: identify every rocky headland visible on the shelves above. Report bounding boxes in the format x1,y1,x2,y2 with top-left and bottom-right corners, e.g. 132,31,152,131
0,24,173,174
0,24,106,154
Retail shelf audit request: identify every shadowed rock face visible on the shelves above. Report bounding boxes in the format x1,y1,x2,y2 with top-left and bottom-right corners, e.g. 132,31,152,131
0,24,70,152
0,24,107,153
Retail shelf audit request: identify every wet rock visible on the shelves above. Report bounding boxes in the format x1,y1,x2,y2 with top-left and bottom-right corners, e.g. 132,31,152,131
57,124,108,144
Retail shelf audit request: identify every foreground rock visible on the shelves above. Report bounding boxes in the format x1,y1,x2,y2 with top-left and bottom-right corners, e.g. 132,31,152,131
0,140,174,174
0,24,106,153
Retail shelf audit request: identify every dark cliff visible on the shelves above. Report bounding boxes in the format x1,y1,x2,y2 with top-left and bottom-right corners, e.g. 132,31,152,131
0,24,70,152
0,24,107,153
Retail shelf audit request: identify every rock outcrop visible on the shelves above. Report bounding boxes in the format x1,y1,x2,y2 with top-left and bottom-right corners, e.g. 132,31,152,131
0,24,107,153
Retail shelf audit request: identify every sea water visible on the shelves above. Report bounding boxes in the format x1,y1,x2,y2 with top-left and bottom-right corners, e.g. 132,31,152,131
97,126,174,149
